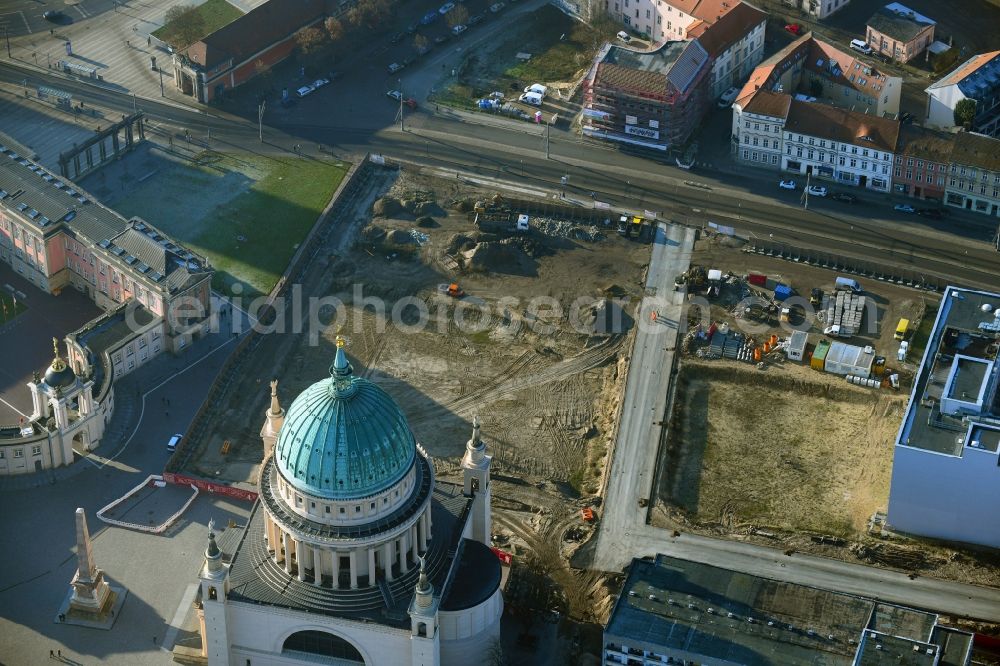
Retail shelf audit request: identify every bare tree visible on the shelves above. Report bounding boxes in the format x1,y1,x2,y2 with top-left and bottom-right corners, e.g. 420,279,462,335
487,637,506,666
294,26,331,69
447,5,470,28
324,17,345,44
163,5,205,48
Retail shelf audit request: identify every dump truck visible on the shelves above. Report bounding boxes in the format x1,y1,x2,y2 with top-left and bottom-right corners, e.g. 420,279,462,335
473,193,530,234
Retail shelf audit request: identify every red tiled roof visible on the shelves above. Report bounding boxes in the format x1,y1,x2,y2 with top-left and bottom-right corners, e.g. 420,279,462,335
785,100,901,152
694,1,767,57
595,63,667,96
931,50,1000,88
806,39,893,100
185,0,329,70
898,125,954,163
951,132,1000,171
739,90,791,118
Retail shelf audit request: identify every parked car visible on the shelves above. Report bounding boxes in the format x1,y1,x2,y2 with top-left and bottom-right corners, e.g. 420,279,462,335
390,32,405,44
894,204,915,213
167,434,182,452
778,180,797,190
806,185,827,197
312,77,330,89
850,38,873,55
420,10,439,24
439,2,455,13
831,192,857,203
490,2,505,12
43,9,64,20
519,92,543,106
434,34,450,44
469,13,486,25
452,24,467,35
917,207,943,219
717,87,739,108
616,31,631,43
524,83,547,96
784,23,802,35
387,90,418,109
387,62,404,74
295,85,315,98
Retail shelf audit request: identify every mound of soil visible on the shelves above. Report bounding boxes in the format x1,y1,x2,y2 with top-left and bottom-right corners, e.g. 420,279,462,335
445,233,477,255
363,225,387,241
417,216,439,228
386,229,416,245
373,196,402,217
461,240,535,275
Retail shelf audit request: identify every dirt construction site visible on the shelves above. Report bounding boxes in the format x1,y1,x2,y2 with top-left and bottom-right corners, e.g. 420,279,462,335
174,166,1000,653
174,163,648,654
653,233,1000,591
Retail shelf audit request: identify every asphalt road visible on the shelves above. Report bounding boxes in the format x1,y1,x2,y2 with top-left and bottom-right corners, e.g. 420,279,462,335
3,59,995,290
0,0,119,37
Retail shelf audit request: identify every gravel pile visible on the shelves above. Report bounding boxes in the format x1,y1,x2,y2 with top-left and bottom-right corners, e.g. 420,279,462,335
534,218,604,242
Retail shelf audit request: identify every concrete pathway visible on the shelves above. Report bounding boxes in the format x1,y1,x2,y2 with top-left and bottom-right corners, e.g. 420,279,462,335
590,222,694,572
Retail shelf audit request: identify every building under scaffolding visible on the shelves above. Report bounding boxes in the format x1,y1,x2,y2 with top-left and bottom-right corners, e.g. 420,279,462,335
582,41,711,152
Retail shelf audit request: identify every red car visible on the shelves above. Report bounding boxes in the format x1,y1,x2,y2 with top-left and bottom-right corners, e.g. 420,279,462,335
784,23,803,35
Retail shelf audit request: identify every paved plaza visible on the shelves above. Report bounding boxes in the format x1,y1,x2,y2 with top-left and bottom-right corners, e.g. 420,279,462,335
0,296,258,664
6,0,207,106
0,264,102,424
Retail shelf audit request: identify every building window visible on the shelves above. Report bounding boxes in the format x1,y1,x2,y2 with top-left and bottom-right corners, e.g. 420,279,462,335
743,149,749,160
339,507,345,514
772,155,778,164
31,445,41,456
355,506,361,513
14,449,23,458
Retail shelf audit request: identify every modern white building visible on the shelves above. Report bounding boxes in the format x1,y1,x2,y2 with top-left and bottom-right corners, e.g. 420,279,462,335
887,286,1000,548
926,50,1000,136
192,338,503,665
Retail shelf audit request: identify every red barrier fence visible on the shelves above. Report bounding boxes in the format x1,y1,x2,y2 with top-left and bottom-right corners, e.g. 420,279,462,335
491,547,513,565
163,471,258,503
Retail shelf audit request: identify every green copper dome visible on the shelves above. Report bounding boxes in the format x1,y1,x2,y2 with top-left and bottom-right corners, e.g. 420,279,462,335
274,342,416,500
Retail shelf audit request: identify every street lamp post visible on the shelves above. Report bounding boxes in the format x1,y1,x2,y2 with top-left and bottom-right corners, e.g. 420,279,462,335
159,67,164,96
4,25,10,59
258,99,265,143
398,78,404,132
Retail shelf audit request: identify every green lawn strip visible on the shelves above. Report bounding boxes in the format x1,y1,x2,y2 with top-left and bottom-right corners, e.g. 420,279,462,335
152,0,244,45
183,157,348,298
0,292,27,324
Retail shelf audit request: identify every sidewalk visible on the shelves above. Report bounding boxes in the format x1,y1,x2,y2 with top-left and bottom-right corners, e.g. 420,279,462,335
6,0,203,110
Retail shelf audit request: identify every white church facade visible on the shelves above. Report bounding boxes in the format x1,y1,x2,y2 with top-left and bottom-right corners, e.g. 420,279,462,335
193,337,503,665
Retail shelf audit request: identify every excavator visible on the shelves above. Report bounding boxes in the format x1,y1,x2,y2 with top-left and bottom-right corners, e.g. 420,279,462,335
438,282,466,298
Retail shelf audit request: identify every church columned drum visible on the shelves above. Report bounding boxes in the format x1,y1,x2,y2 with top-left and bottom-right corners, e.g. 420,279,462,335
195,338,502,666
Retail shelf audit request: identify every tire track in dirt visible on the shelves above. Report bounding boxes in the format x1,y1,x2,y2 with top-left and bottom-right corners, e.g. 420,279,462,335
409,336,624,429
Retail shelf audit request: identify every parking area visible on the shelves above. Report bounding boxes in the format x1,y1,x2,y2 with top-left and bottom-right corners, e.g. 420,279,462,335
0,264,102,423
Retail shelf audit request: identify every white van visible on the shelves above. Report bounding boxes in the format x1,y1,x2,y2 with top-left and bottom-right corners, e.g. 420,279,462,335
519,91,543,106
523,83,547,96
167,434,182,452
849,39,872,54
717,87,739,108
834,276,863,293
616,30,631,43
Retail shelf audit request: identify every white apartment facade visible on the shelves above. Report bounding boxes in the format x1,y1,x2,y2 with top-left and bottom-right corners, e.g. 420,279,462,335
784,0,851,19
732,91,788,169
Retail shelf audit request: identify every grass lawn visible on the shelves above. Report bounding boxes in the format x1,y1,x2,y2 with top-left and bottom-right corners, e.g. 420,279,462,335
114,151,348,299
152,0,244,47
0,292,27,325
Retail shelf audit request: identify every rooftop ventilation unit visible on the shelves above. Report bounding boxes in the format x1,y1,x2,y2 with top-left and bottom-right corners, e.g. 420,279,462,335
137,262,151,273
54,181,65,189
111,246,125,256
98,239,111,248
125,255,138,265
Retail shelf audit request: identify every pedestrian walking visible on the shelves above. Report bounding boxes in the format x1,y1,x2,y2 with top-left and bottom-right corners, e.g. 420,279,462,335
153,636,157,644
147,36,151,46
126,40,130,47
57,650,61,658
50,650,54,658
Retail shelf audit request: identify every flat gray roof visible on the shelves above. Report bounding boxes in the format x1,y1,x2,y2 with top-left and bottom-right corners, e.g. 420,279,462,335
897,287,1000,456
604,556,960,665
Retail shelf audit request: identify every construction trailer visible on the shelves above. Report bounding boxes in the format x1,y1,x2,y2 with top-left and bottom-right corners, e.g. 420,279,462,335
823,341,876,377
811,339,831,370
786,330,808,362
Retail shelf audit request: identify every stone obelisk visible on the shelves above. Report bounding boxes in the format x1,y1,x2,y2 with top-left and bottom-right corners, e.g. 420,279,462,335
69,507,111,613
